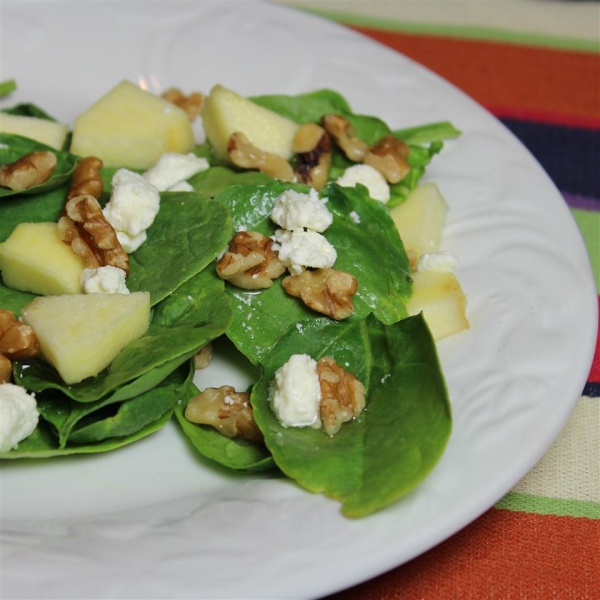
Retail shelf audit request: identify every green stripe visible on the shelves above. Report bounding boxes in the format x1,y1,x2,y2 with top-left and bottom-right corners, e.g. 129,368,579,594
495,492,600,519
572,208,600,293
298,7,600,53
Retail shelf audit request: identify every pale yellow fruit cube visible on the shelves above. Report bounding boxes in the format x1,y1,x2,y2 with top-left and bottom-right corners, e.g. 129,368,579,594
70,80,195,169
0,113,69,150
390,183,448,270
0,222,85,296
202,84,300,162
407,271,469,340
21,292,151,384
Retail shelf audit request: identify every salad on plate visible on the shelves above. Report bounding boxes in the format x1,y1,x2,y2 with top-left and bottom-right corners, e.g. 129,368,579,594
0,78,468,517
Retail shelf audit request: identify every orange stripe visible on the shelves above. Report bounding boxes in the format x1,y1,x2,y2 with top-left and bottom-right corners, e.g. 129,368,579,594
328,509,600,599
352,26,600,123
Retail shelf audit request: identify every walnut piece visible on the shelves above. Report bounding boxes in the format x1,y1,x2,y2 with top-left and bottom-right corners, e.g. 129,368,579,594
317,356,366,436
293,123,332,191
194,343,213,370
0,309,40,382
321,114,369,163
185,385,263,444
161,87,204,121
216,231,286,289
282,268,358,320
227,132,295,182
68,156,104,201
0,355,12,384
58,194,130,275
0,151,57,191
363,135,410,184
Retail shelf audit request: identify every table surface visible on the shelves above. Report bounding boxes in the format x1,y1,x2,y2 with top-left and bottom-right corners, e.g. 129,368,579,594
273,1,600,598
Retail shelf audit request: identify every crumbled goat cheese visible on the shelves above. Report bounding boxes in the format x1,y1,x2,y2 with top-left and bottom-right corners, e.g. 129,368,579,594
166,180,194,192
0,383,39,453
80,265,130,294
336,164,390,203
349,210,361,224
270,354,321,428
271,188,333,232
417,251,459,273
103,168,160,252
142,152,209,192
272,229,337,276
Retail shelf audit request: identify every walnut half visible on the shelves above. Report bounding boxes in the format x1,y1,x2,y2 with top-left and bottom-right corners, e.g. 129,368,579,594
282,267,358,320
293,123,332,191
58,194,130,275
0,308,40,383
185,385,263,444
0,151,57,191
317,356,366,436
216,230,286,289
227,132,295,182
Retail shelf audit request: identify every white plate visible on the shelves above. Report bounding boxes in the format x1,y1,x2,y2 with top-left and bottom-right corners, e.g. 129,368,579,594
0,2,597,599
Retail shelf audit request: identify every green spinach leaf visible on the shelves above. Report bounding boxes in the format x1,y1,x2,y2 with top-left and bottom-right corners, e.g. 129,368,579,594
251,313,452,517
0,134,77,198
14,268,233,402
214,181,411,364
174,383,275,472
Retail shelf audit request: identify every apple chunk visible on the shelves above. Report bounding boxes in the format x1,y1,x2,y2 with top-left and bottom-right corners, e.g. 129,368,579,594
390,183,448,270
202,84,300,162
0,222,86,296
70,80,195,169
407,271,469,341
0,113,69,150
21,292,151,384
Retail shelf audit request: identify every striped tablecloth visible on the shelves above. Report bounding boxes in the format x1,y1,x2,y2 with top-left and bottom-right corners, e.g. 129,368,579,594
276,1,600,598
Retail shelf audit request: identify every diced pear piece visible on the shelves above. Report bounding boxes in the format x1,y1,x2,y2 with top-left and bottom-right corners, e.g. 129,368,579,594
407,271,469,340
0,113,69,150
390,183,448,269
202,84,300,162
70,80,195,169
0,222,85,295
21,292,151,384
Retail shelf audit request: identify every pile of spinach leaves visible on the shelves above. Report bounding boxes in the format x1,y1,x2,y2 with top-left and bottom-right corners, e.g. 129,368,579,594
0,88,455,517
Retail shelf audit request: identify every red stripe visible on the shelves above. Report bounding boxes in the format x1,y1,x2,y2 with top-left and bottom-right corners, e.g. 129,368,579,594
328,508,600,600
351,26,600,123
488,105,600,130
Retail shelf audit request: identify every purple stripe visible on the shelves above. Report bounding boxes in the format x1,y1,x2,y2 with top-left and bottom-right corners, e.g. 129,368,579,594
562,193,600,211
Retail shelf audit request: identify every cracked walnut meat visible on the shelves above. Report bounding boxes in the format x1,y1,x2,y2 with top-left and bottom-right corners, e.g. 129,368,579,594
58,194,130,275
0,151,57,191
0,309,40,383
317,356,366,436
217,230,286,289
185,385,263,444
283,267,358,320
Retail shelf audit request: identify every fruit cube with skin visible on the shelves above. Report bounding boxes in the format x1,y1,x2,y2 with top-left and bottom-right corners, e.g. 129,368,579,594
202,84,300,162
390,183,448,270
70,80,195,170
21,291,151,384
0,113,69,150
0,222,86,296
407,271,469,340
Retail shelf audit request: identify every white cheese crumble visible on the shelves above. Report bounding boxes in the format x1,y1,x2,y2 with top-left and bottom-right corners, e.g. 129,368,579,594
0,383,39,453
270,354,321,428
142,152,209,192
166,180,194,192
416,251,458,273
80,266,130,295
103,168,160,253
271,188,333,232
336,164,391,203
272,229,337,276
